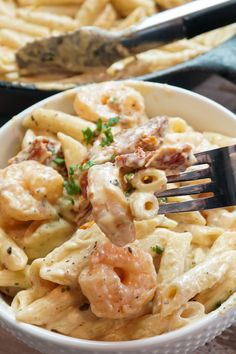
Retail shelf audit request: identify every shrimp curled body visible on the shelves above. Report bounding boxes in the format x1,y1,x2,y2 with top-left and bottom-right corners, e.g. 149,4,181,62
0,160,64,221
79,242,157,319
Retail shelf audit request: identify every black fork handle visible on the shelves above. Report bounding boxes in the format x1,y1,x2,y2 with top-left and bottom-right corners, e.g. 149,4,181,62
184,0,236,38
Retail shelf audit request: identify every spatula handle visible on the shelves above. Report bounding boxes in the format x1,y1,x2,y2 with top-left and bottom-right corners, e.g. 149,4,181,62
184,0,236,38
121,0,236,54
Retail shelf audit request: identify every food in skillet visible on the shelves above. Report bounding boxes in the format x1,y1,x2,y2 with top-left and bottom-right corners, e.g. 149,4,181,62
1,82,236,341
0,0,235,89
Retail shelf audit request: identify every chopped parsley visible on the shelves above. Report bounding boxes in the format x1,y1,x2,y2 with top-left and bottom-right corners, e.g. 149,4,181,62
100,127,114,147
82,127,94,145
69,161,95,175
53,157,65,166
104,116,120,128
80,160,95,171
82,117,120,146
124,185,135,197
69,164,79,176
158,197,168,203
110,154,116,162
108,96,117,104
151,245,164,254
64,179,81,196
124,173,134,183
96,118,103,134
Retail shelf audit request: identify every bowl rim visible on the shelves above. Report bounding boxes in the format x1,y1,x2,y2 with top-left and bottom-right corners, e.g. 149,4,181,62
1,80,236,351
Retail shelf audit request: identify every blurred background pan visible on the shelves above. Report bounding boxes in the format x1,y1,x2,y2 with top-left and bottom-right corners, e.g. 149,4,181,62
0,35,235,124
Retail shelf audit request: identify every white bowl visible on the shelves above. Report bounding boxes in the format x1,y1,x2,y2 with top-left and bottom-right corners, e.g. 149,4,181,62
0,81,236,354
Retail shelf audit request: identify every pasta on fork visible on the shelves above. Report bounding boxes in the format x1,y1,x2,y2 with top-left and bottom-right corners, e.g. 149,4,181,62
1,81,236,341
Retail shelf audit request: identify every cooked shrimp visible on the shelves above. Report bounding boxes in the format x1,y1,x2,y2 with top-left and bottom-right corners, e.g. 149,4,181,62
89,116,168,164
74,82,147,126
79,242,157,319
87,162,135,246
0,161,64,221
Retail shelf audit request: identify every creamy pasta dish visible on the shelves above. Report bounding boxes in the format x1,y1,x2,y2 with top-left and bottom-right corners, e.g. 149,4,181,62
1,81,236,341
0,0,236,90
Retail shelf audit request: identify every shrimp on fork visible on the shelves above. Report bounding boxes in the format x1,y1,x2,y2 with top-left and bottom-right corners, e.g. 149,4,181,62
79,242,157,319
87,162,135,246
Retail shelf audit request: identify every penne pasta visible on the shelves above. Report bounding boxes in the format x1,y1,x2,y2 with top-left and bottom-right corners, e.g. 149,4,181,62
58,132,87,170
76,0,109,25
0,267,30,288
129,192,159,220
22,218,74,260
131,168,167,193
0,228,28,271
0,15,50,37
159,251,236,317
111,0,155,16
93,3,117,29
23,108,95,142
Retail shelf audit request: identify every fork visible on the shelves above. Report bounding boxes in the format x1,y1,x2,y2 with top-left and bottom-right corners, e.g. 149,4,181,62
156,145,236,214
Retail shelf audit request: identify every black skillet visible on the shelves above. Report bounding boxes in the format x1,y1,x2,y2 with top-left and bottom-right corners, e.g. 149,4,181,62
0,35,235,125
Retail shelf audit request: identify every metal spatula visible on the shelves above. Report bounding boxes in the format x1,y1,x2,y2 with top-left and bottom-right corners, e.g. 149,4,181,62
16,0,236,75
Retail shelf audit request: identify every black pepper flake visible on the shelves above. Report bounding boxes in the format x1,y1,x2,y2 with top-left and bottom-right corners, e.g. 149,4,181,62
7,247,12,255
127,247,133,254
14,282,19,286
31,115,38,126
79,303,90,311
94,241,97,249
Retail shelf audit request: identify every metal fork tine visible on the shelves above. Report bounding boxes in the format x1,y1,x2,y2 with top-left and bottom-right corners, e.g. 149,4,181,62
156,182,216,198
158,196,223,214
194,151,212,164
167,167,211,183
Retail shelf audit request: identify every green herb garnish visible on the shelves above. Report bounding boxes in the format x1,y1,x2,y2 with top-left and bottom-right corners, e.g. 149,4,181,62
69,164,80,176
53,157,65,166
96,118,103,134
100,127,114,147
151,245,164,254
82,117,120,146
82,127,94,145
104,116,120,128
124,185,135,197
108,96,117,104
124,173,134,183
64,179,81,196
110,154,116,162
158,197,168,203
80,160,95,171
